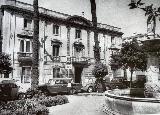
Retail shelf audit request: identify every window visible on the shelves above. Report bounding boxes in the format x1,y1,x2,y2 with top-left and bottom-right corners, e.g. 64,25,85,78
21,67,31,83
53,25,59,35
53,68,60,78
111,36,115,45
26,41,30,52
24,19,32,29
20,40,31,53
52,46,59,56
20,40,24,52
75,29,81,39
24,19,27,28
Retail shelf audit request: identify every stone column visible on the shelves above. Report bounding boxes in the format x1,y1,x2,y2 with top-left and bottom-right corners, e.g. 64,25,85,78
146,54,159,82
66,26,71,56
87,30,90,57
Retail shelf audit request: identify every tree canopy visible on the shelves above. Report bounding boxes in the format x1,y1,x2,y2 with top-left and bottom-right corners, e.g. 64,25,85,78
110,38,147,87
115,38,147,71
92,62,108,79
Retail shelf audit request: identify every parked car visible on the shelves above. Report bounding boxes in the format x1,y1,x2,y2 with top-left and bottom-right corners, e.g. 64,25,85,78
0,79,25,101
81,80,111,93
110,78,128,89
81,82,96,93
38,78,82,95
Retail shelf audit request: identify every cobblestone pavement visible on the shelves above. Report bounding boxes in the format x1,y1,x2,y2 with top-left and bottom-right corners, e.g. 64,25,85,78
48,94,107,115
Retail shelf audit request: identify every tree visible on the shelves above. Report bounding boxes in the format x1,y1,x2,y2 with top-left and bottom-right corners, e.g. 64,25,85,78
111,38,147,88
31,0,39,90
0,52,13,77
90,0,100,62
92,62,108,92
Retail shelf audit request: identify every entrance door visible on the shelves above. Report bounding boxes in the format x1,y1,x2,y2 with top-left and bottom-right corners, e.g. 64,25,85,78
74,67,83,83
22,67,31,83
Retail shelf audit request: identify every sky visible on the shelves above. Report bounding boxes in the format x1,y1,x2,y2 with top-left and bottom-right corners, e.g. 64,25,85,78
19,0,160,37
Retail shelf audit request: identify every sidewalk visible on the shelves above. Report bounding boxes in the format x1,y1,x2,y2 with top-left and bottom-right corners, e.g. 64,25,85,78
48,95,106,115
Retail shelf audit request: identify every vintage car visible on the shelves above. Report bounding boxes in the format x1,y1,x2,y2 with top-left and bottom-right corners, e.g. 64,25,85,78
38,78,82,95
0,79,25,101
81,80,111,93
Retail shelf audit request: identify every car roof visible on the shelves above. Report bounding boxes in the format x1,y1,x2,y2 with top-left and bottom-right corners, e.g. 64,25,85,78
50,78,72,80
0,79,15,84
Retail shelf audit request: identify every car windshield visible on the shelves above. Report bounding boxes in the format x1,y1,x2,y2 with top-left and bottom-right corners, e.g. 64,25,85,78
48,79,56,85
48,79,72,85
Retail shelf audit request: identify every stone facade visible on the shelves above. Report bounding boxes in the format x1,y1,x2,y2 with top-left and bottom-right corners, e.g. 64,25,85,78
0,0,123,87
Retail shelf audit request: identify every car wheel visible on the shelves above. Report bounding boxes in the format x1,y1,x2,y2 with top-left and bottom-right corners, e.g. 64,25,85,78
69,88,76,95
87,86,93,93
18,93,25,100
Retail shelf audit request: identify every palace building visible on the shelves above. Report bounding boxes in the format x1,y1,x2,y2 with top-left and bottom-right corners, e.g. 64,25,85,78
0,0,123,87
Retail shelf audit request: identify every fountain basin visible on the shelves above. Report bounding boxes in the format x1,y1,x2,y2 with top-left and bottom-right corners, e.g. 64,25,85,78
105,90,160,115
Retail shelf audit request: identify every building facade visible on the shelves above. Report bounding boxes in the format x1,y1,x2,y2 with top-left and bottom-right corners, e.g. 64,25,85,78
0,0,123,87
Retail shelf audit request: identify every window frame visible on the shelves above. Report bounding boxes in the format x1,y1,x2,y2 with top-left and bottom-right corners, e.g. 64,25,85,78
23,18,32,29
52,45,60,56
53,24,60,36
19,39,31,53
75,29,82,39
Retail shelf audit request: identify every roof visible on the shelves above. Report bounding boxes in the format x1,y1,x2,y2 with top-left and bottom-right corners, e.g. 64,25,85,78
1,0,123,36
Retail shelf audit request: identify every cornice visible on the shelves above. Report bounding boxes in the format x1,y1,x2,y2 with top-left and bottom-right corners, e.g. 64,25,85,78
1,5,123,37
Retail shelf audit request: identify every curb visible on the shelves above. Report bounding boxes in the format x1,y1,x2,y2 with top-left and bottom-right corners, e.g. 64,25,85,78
76,92,105,96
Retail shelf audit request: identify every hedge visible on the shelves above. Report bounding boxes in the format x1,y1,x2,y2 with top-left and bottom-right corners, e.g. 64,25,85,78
0,95,69,115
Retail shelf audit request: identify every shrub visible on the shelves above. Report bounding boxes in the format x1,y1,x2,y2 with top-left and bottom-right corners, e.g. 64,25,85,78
0,95,69,115
92,62,108,92
92,62,108,79
0,99,48,115
144,82,160,98
36,95,69,107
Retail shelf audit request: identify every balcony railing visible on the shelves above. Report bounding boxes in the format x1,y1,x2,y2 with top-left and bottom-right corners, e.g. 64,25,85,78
17,52,32,62
52,56,61,62
71,57,90,66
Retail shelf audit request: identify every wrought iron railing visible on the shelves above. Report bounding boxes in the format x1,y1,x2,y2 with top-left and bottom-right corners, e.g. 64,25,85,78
17,52,32,62
52,56,61,62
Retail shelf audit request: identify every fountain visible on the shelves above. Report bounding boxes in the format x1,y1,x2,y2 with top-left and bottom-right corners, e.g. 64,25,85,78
104,1,160,114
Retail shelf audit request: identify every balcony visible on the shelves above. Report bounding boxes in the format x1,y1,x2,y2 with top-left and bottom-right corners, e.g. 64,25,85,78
71,57,90,67
51,56,61,62
17,29,33,39
17,52,32,63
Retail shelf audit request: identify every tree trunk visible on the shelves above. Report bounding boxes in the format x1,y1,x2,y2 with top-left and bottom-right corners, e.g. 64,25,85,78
124,68,127,80
90,0,100,62
31,0,39,90
130,69,133,88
